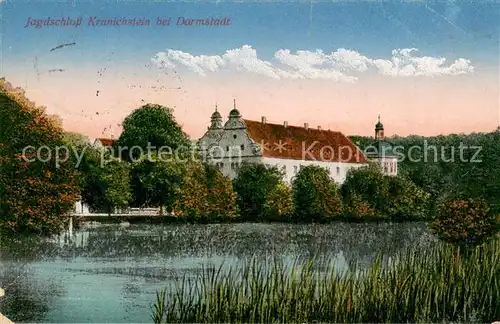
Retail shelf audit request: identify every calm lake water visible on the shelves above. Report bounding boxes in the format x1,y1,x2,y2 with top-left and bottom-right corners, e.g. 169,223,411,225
0,222,435,323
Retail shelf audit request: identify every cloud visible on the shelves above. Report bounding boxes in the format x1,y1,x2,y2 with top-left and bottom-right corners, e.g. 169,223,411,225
371,48,474,76
151,45,474,82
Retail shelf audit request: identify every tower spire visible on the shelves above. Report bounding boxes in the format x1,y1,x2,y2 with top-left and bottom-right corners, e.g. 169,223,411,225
233,98,236,109
375,115,384,140
209,103,223,129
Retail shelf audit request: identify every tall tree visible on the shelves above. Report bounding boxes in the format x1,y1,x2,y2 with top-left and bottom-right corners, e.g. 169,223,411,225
81,158,132,213
341,164,389,220
233,163,288,221
170,162,238,221
132,154,186,213
291,165,342,222
203,164,238,221
0,79,80,235
264,181,294,221
118,104,191,160
173,161,209,219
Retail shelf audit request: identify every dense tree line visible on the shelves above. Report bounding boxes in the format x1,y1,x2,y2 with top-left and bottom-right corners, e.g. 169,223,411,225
349,132,500,214
1,82,498,245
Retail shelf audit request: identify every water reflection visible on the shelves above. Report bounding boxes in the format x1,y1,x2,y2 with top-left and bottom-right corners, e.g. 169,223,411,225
0,222,435,322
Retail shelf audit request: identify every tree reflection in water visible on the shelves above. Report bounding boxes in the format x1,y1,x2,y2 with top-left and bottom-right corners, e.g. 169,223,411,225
0,222,435,322
63,222,435,270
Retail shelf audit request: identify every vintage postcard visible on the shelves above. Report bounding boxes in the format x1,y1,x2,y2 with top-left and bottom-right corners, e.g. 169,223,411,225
0,0,499,323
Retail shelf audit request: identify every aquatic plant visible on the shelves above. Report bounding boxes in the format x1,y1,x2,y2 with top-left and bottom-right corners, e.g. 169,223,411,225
152,239,499,323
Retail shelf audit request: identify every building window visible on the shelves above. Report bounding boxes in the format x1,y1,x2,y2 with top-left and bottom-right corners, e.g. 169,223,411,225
233,134,237,139
336,167,340,176
226,146,229,152
384,162,388,173
241,144,245,150
231,162,240,170
294,165,298,174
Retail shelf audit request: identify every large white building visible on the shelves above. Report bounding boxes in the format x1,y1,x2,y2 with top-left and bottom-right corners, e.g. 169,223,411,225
198,101,375,184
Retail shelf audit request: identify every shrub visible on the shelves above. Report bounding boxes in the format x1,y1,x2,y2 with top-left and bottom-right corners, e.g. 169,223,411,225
429,197,499,248
341,165,431,221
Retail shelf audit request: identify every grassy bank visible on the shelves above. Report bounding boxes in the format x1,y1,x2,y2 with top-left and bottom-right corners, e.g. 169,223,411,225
152,239,499,323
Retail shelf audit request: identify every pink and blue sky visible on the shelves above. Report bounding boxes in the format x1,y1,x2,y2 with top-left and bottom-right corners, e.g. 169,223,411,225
1,0,499,139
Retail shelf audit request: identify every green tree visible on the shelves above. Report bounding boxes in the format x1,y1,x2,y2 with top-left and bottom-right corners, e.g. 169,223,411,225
64,139,132,213
62,131,90,147
0,79,80,235
173,161,208,219
429,197,499,249
170,162,238,222
96,159,132,213
341,164,389,220
233,163,287,221
452,132,500,214
204,164,237,221
341,165,430,221
132,154,186,214
349,131,500,216
385,176,431,221
342,192,376,220
117,104,191,160
291,165,342,222
263,181,294,221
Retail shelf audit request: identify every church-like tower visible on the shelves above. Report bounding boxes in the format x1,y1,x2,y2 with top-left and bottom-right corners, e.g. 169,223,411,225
209,105,223,130
365,115,398,176
375,115,384,140
223,99,247,130
197,104,225,158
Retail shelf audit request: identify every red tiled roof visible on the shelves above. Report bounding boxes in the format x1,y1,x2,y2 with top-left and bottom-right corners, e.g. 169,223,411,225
96,138,116,147
244,119,368,164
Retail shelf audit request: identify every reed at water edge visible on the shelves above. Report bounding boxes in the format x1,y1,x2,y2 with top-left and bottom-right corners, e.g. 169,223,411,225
152,239,500,323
